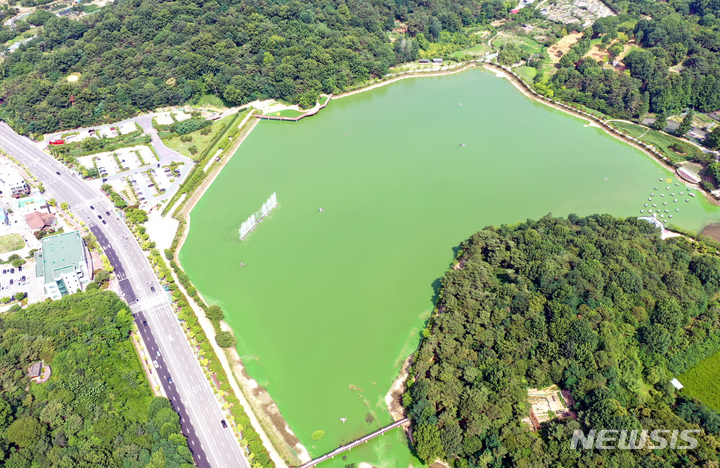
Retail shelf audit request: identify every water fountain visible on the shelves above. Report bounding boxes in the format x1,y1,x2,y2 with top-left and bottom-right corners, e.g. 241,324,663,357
239,193,279,240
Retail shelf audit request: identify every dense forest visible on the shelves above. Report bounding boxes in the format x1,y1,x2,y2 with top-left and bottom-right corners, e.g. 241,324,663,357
407,215,720,467
0,289,193,467
543,0,720,124
0,0,508,134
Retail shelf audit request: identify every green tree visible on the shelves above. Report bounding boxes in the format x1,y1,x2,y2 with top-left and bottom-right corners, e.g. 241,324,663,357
654,112,667,131
677,110,694,136
60,202,69,211
215,331,236,348
206,305,224,322
707,126,720,149
415,424,444,463
14,292,25,301
7,417,44,448
47,198,57,207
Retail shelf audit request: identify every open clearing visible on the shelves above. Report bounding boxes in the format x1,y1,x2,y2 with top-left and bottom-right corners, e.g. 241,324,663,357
548,32,583,63
164,114,236,160
678,351,720,411
0,233,25,254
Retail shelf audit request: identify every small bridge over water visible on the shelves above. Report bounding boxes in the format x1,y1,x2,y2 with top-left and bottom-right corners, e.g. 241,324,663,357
298,418,409,468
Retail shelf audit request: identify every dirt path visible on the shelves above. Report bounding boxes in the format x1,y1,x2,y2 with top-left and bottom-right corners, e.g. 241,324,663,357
333,62,478,100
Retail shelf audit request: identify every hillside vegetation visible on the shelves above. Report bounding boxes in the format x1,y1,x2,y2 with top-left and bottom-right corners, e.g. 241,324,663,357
407,215,720,467
0,289,193,467
0,0,507,134
539,0,720,127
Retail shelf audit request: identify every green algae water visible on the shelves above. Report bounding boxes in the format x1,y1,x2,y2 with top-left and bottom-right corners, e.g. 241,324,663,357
180,68,720,467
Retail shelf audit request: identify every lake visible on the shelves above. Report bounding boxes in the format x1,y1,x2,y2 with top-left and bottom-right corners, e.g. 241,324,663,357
179,67,720,467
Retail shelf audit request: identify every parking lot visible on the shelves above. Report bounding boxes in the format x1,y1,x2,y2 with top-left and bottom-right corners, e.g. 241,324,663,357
0,263,38,302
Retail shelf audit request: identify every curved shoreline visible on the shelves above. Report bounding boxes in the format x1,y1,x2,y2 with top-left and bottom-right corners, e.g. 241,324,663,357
171,58,720,466
333,62,479,100
479,62,720,208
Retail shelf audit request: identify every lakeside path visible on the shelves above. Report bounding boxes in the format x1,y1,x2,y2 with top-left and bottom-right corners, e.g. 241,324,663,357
480,62,720,208
333,62,478,100
173,113,311,467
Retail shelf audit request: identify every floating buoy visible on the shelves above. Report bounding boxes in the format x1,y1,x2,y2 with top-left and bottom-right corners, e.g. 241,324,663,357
664,202,667,205
653,204,657,207
661,214,664,218
676,209,679,212
654,187,658,190
641,210,644,213
686,199,690,202
319,208,324,212
674,199,677,202
644,204,648,207
680,192,683,195
667,187,670,190
649,198,652,201
661,194,664,197
660,178,663,181
649,209,653,213
675,183,679,186
669,215,672,218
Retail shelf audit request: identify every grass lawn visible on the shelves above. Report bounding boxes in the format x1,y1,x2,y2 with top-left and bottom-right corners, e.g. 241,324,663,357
164,114,236,161
515,66,537,83
0,234,25,254
608,121,704,163
194,94,228,110
678,351,720,411
266,109,305,117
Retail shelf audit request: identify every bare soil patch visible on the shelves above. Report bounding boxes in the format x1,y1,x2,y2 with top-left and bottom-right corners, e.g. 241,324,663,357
548,32,583,63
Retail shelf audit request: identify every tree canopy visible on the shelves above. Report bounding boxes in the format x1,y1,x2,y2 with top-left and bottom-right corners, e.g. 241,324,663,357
407,214,720,467
0,289,193,467
0,0,505,134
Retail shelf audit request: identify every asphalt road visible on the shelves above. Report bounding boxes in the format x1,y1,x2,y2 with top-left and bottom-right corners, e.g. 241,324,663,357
0,122,249,468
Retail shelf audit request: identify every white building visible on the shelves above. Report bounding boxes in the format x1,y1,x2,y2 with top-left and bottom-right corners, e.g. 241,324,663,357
0,166,29,197
35,231,92,300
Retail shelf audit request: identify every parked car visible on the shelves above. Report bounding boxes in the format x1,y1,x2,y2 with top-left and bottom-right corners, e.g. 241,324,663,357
49,139,64,145
9,279,13,285
10,269,14,274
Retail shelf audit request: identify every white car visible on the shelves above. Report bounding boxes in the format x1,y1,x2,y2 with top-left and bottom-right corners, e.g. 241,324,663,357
153,360,159,368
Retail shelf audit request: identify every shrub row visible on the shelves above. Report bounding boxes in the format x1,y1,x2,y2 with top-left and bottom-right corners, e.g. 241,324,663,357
148,249,275,468
162,110,247,216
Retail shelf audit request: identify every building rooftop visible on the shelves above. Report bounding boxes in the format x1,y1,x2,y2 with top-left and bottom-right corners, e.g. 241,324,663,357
24,211,55,231
35,231,86,285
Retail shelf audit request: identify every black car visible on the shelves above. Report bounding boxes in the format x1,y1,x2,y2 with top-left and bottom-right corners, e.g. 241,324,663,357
105,211,110,216
90,205,94,210
56,171,61,175
10,269,14,274
167,376,173,384
97,215,102,219
221,420,228,428
102,220,107,225
150,286,155,292
143,320,148,326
